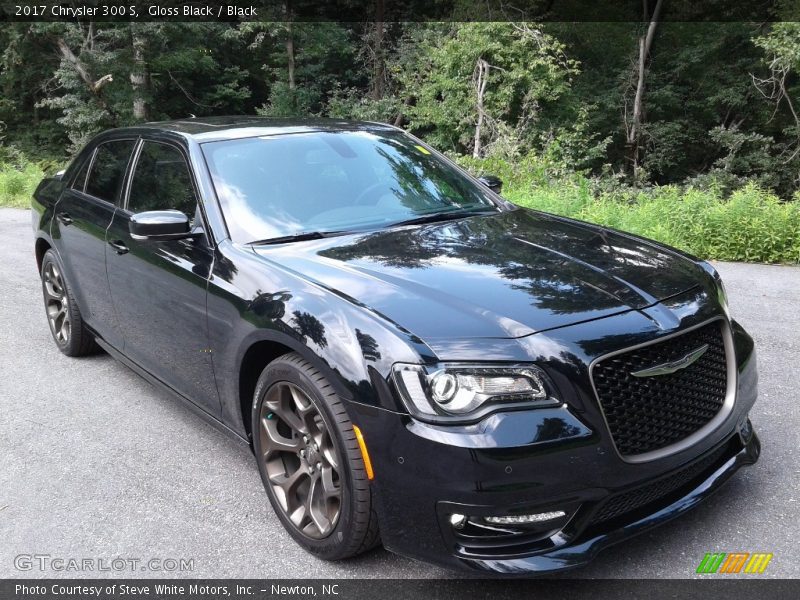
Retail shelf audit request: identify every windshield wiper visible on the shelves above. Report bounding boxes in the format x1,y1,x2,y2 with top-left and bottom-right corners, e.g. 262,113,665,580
249,230,348,245
389,209,496,228
250,209,496,244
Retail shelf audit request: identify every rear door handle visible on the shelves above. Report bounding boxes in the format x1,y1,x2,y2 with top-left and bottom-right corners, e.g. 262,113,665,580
56,212,73,226
108,240,129,255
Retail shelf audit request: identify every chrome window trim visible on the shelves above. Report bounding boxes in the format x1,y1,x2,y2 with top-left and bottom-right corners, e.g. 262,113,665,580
69,148,97,193
588,316,737,464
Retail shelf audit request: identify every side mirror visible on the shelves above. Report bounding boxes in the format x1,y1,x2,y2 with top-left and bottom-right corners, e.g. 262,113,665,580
478,174,503,195
129,210,195,241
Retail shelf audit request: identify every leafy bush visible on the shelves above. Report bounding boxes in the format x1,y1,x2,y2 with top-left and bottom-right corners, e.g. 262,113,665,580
0,154,49,209
458,154,799,263
505,179,800,264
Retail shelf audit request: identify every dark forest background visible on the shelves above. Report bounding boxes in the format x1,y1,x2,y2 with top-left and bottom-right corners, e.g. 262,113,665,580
1,18,799,261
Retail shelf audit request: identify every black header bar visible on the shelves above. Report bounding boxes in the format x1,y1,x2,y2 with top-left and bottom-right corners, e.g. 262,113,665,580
0,0,794,23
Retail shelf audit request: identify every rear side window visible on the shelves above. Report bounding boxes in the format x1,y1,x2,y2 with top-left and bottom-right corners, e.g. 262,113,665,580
127,142,196,216
85,140,136,204
70,154,93,192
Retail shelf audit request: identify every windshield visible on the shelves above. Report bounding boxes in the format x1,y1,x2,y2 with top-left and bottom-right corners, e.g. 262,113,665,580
201,129,500,243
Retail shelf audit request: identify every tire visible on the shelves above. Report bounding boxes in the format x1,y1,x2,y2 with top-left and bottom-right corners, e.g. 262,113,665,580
40,249,98,357
251,352,380,560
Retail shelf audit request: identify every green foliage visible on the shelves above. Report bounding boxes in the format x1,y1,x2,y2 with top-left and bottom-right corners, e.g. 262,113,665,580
689,125,780,194
249,22,360,117
0,157,48,208
148,23,254,119
34,23,124,151
635,23,770,184
2,20,800,263
398,23,578,155
3,20,800,197
326,86,402,122
495,175,800,264
753,21,800,71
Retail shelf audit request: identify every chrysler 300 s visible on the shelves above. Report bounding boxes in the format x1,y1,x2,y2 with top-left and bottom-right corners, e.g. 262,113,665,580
31,117,760,574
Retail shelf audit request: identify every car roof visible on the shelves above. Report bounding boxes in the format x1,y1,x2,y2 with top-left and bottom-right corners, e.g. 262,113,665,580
107,116,401,144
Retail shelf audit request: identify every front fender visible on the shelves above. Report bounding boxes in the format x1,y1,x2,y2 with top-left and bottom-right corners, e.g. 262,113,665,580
207,240,423,435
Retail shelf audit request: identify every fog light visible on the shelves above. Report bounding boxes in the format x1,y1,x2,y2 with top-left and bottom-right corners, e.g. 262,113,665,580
484,510,566,525
449,513,467,529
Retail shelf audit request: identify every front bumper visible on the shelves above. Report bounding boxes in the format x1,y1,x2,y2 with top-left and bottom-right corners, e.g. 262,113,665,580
451,432,760,575
351,316,760,576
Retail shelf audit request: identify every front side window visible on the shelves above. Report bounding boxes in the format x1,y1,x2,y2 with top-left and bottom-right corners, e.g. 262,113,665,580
85,140,136,204
202,130,500,244
127,142,196,216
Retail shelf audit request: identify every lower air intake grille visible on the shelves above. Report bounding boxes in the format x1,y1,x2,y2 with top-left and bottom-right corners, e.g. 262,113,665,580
591,442,731,525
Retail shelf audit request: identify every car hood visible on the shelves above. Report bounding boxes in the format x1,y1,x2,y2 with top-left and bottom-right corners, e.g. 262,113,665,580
251,209,704,343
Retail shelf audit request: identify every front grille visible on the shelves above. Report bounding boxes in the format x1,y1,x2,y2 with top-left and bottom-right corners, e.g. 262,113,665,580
592,321,729,457
591,442,731,525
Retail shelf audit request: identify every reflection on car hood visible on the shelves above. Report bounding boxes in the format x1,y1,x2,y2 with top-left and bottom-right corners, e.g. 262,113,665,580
251,208,704,342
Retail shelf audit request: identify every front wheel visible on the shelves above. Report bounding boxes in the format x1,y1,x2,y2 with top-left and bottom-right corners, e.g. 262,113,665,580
251,353,379,560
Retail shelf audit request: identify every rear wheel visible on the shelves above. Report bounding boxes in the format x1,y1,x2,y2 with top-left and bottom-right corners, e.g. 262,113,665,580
252,353,379,559
40,249,97,356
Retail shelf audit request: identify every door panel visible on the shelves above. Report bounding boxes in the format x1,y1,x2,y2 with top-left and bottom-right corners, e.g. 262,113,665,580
50,140,137,349
51,190,121,348
106,214,218,413
105,140,219,415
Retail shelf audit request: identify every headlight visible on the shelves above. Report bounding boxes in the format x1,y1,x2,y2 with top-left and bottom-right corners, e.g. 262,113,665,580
699,261,730,319
392,363,561,422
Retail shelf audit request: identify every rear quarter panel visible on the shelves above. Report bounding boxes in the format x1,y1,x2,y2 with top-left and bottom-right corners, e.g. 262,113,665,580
31,174,65,243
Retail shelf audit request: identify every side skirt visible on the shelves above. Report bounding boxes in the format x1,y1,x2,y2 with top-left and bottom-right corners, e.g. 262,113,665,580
94,337,251,450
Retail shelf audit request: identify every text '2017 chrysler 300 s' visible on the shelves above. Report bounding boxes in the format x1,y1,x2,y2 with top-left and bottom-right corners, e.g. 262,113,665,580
31,117,760,575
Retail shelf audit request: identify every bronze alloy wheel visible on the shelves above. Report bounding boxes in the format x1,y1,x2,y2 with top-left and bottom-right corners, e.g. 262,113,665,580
258,381,342,539
40,249,97,357
252,353,380,560
42,260,71,345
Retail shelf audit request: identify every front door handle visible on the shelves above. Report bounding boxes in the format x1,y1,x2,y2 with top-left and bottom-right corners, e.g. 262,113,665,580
56,212,73,226
108,240,129,255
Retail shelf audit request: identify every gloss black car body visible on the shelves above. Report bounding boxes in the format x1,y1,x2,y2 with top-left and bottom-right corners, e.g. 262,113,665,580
32,118,760,575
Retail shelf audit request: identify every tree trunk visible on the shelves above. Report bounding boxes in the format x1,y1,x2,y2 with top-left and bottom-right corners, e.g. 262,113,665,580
625,0,664,179
286,28,296,90
285,1,296,90
370,0,385,100
473,58,490,158
129,25,150,121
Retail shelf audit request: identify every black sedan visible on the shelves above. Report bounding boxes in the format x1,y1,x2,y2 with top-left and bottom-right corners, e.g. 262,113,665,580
31,117,760,575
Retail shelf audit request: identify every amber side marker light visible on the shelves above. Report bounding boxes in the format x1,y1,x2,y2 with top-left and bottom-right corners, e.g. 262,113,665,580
352,425,374,480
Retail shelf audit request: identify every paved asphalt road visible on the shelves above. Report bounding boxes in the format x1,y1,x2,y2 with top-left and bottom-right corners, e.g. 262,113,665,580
1,207,798,579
